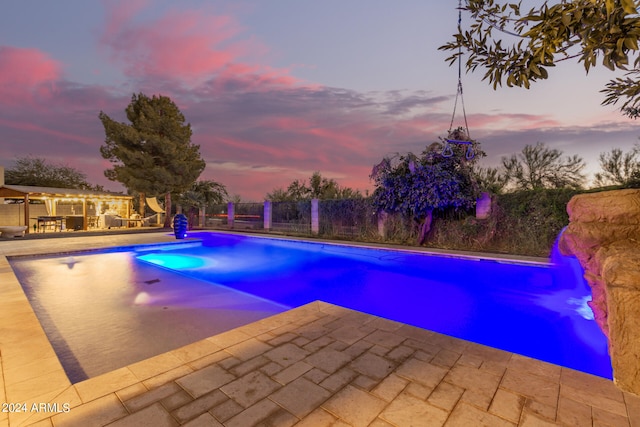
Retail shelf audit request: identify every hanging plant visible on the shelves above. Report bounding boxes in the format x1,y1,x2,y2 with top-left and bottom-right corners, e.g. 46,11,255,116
447,127,469,142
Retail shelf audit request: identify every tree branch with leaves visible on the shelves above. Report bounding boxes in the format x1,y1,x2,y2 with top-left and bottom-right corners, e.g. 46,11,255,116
440,0,640,117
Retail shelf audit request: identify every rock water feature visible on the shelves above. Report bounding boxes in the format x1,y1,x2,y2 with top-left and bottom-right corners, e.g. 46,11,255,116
559,188,640,395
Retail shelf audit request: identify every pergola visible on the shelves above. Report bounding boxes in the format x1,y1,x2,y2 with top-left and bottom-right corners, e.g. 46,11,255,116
0,184,133,233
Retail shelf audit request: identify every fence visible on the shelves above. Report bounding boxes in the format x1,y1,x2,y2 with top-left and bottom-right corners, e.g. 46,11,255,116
270,201,312,234
200,194,491,243
318,198,379,238
204,203,263,229
202,198,384,239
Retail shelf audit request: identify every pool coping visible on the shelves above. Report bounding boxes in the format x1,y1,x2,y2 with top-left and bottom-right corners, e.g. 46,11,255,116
206,229,552,266
1,231,638,426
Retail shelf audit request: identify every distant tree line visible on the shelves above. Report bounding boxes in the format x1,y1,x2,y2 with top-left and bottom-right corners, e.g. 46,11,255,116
5,133,640,225
266,171,363,202
7,142,639,199
4,156,104,191
475,142,640,194
594,145,640,187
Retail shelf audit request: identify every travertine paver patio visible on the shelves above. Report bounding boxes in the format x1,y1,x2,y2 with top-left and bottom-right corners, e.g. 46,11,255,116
1,232,639,426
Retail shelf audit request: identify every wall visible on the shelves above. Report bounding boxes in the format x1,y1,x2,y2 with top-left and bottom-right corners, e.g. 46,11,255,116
0,204,48,228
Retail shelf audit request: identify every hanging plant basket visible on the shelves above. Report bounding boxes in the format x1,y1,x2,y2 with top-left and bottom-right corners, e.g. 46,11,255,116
447,128,469,142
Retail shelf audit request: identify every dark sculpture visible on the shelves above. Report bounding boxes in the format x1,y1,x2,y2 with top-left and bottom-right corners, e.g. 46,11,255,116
173,214,188,239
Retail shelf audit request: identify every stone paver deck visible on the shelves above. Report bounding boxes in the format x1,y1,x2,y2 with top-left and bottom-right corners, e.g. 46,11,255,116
1,232,639,426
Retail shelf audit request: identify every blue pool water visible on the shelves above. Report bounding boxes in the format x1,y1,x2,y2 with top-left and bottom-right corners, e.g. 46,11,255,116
9,241,289,383
136,232,611,378
10,231,612,381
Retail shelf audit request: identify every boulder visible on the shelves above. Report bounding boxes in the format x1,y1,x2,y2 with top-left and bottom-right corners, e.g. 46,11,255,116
567,188,640,224
559,189,640,395
583,271,609,336
601,242,640,393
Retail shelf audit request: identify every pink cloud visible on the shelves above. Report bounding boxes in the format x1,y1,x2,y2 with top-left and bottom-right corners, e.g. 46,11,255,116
261,116,315,131
246,114,376,165
101,0,147,41
0,118,95,146
211,135,309,162
100,1,300,89
466,113,560,130
0,46,61,105
218,62,306,85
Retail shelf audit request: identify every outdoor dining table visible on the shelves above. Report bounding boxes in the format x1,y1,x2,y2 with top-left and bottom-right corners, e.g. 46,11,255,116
32,216,64,232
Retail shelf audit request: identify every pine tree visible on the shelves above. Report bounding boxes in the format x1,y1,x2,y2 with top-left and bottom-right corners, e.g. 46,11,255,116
99,93,205,227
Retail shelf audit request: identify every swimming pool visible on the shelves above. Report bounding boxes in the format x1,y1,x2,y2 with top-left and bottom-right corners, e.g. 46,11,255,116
10,231,612,382
9,241,289,383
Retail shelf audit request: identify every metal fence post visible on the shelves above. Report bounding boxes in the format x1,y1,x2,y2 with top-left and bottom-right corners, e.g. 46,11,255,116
311,199,319,235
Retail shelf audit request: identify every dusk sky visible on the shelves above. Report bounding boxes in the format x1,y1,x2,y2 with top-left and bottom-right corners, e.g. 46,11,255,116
1,1,638,201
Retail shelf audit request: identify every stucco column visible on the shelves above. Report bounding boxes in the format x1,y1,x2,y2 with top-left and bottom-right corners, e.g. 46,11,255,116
264,200,272,231
377,211,387,238
199,207,206,228
476,192,492,219
311,199,319,235
227,202,235,228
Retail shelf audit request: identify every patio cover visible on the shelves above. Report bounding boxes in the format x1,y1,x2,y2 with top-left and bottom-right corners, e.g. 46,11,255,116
0,184,133,233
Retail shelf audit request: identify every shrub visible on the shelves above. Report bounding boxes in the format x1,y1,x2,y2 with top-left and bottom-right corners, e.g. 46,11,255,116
426,188,579,256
